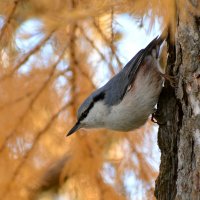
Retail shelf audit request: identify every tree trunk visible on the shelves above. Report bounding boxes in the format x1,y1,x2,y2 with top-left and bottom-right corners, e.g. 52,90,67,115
155,1,200,199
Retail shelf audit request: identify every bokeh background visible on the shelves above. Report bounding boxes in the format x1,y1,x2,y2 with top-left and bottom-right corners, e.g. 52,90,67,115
0,0,174,199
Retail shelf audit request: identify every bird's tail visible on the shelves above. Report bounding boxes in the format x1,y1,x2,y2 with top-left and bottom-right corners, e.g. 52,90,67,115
144,27,168,59
126,27,168,83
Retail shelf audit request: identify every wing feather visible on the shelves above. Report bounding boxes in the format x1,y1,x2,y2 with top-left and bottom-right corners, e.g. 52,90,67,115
101,36,164,106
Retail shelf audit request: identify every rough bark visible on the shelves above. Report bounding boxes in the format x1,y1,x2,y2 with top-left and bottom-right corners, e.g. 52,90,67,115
155,1,200,199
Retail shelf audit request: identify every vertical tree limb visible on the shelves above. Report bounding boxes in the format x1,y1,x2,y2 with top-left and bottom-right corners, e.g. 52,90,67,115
155,1,200,199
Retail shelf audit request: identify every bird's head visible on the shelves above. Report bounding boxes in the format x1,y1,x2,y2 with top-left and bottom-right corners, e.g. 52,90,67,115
66,90,106,136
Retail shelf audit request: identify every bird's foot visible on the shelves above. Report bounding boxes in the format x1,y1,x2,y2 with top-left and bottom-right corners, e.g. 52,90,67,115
161,73,176,87
151,111,165,125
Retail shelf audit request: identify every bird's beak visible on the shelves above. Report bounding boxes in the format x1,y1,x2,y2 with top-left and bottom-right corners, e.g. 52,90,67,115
66,122,81,137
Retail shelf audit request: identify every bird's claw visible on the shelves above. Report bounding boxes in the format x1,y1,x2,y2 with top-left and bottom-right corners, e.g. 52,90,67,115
161,74,176,87
151,111,165,125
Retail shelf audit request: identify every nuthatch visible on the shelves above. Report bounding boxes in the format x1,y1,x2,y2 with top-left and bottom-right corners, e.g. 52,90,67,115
67,35,165,136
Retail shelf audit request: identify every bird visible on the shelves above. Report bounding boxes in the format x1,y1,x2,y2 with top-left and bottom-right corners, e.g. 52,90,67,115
67,34,166,137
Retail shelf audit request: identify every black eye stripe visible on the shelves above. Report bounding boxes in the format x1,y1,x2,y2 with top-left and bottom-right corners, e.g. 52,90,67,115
79,102,94,121
78,92,105,121
93,92,105,102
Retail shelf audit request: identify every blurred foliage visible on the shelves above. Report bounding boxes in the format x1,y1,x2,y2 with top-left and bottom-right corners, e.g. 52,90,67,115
0,0,176,199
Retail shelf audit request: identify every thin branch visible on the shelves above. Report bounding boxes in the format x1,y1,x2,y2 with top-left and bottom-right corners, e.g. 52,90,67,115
1,100,73,199
110,7,114,47
29,44,68,108
54,64,96,90
0,0,20,41
61,65,96,89
79,26,115,76
93,20,122,69
54,67,71,78
69,24,78,117
0,30,55,81
68,0,96,119
0,44,67,153
109,8,114,70
69,25,96,111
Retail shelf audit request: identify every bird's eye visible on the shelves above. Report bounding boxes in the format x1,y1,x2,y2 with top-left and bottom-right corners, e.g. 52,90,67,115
78,110,89,121
82,111,88,118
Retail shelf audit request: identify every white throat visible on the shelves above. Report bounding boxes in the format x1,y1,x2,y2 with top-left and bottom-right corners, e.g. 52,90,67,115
82,101,109,128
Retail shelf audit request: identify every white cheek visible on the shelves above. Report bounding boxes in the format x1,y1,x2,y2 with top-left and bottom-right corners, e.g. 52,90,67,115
82,101,109,128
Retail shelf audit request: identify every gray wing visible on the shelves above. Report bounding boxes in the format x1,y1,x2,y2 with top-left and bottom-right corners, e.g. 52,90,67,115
100,36,164,106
